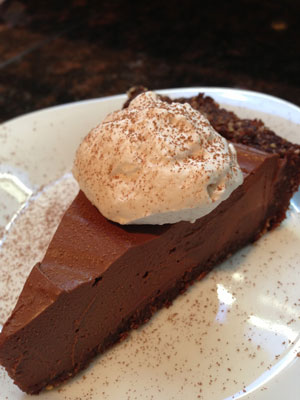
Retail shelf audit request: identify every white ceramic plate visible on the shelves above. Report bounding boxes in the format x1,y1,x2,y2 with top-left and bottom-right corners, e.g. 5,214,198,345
0,88,300,400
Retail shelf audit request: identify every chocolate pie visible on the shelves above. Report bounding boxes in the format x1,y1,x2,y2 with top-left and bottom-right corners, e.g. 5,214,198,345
0,90,299,394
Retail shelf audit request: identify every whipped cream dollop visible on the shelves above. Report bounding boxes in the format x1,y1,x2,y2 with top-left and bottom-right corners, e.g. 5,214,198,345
73,91,243,225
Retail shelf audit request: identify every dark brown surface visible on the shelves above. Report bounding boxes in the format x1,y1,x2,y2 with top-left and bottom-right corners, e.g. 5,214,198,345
0,143,282,394
0,0,300,123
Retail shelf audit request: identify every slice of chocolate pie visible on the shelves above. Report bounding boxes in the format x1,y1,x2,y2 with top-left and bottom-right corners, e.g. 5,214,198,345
0,90,299,394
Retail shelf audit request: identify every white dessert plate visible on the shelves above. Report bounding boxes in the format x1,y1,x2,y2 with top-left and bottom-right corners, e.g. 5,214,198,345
0,88,300,400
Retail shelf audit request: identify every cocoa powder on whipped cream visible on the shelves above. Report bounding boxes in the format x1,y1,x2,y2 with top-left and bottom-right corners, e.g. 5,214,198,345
73,91,243,225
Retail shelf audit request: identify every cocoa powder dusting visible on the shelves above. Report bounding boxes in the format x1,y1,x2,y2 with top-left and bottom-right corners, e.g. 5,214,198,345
0,174,78,325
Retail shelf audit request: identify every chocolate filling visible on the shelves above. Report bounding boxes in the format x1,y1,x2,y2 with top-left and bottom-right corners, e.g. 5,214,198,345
0,143,283,394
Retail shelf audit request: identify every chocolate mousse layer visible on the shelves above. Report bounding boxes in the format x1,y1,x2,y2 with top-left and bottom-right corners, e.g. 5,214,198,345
0,143,282,394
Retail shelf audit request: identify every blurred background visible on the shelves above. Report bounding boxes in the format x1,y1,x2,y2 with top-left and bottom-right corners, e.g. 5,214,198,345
0,0,299,123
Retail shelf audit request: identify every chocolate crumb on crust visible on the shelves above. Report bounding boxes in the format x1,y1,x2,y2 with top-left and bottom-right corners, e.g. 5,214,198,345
125,86,300,157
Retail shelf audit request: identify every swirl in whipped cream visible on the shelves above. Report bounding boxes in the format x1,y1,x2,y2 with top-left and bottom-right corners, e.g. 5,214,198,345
73,91,243,225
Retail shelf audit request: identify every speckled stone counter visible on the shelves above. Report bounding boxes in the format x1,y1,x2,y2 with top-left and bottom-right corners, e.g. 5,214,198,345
0,0,299,123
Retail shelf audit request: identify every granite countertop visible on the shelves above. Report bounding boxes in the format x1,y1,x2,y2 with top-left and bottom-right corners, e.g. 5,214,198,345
0,0,299,123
